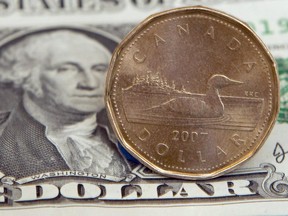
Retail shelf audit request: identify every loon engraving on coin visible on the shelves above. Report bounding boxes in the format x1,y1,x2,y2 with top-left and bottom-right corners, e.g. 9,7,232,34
106,6,279,179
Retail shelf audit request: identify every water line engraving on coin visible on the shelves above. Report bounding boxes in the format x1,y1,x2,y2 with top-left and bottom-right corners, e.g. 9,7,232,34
106,6,279,179
122,71,264,131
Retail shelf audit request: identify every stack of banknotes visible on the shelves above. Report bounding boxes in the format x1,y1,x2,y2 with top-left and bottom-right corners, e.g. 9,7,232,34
0,0,287,215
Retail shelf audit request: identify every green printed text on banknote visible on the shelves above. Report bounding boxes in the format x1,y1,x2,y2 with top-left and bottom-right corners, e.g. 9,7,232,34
277,58,288,122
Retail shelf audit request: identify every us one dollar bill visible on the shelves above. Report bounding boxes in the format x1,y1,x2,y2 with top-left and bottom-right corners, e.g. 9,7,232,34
0,0,288,215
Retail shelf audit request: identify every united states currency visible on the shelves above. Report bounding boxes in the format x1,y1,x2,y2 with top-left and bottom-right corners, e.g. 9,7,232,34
0,0,287,211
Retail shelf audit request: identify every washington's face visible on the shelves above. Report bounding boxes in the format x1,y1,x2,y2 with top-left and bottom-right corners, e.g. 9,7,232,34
39,38,110,114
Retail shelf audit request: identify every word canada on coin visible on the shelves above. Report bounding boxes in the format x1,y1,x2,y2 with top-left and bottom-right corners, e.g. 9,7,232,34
106,6,279,179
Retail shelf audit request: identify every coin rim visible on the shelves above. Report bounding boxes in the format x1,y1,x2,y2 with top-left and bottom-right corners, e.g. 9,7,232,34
105,6,280,180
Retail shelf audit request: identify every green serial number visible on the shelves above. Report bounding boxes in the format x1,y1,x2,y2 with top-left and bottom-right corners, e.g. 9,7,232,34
247,19,288,36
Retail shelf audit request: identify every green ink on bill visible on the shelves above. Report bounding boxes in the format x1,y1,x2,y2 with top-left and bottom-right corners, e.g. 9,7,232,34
277,58,288,122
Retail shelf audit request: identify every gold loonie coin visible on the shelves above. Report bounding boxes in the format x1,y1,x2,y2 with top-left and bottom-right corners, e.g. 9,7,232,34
105,6,279,179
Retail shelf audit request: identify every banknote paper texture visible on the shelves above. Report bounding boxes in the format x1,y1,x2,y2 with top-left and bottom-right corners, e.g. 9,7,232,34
0,0,288,215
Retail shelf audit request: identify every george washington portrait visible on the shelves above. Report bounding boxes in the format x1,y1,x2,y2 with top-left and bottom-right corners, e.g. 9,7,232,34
0,27,131,179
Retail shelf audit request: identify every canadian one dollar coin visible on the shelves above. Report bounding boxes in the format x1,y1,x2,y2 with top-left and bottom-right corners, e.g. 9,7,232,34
106,6,279,179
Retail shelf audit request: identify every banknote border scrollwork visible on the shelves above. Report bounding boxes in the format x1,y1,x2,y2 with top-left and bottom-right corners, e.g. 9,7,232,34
260,163,288,198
